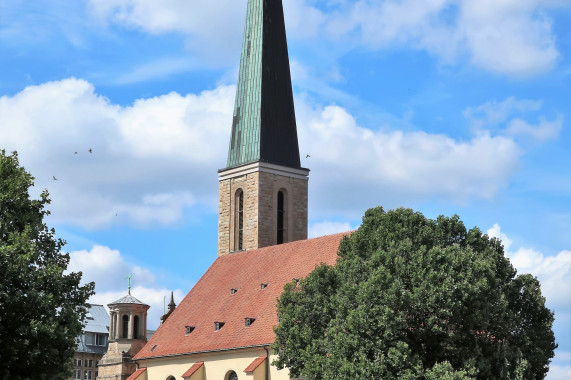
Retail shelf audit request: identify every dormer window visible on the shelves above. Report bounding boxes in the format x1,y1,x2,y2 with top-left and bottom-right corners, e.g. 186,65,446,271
245,318,256,327
151,345,158,352
231,288,238,294
185,326,195,335
214,322,225,331
261,283,268,290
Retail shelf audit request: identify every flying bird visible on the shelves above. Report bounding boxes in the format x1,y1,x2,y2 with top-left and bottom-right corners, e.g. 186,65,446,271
74,151,78,155
88,148,93,153
52,176,58,181
306,154,311,158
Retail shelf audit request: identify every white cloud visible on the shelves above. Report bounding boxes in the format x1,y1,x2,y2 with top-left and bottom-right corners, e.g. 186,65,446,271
118,87,231,162
84,0,565,76
547,365,571,380
0,78,233,229
87,0,245,64
547,351,571,380
282,0,326,39
464,97,544,126
88,0,326,43
68,245,156,292
464,97,563,142
5,0,564,77
487,223,513,250
458,0,559,76
487,225,571,311
68,245,185,330
1,78,525,227
506,116,563,141
324,0,561,76
298,104,521,217
309,221,353,239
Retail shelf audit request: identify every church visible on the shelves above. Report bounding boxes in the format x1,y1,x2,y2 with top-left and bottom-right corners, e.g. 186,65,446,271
102,0,349,379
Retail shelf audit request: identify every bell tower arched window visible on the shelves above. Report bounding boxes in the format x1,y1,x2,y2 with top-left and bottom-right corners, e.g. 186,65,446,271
277,190,286,244
234,189,244,251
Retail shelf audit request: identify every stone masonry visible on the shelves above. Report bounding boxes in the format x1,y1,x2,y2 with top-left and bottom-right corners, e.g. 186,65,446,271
218,163,308,256
96,340,146,380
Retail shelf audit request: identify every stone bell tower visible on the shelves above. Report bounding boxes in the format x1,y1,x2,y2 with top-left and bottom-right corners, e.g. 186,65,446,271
217,0,309,256
97,291,149,380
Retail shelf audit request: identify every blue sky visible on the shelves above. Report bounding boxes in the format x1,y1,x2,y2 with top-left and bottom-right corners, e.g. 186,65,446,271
1,0,570,377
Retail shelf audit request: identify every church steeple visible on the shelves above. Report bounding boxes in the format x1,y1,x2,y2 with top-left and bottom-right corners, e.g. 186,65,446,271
225,0,301,170
218,0,309,256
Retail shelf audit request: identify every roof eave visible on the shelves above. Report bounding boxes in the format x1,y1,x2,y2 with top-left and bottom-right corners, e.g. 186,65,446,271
134,343,273,361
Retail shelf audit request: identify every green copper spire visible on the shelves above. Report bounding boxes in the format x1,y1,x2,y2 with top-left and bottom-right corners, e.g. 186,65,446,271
226,0,301,169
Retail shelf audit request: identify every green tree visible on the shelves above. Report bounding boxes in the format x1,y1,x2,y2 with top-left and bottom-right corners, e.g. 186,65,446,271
0,150,94,379
273,207,556,380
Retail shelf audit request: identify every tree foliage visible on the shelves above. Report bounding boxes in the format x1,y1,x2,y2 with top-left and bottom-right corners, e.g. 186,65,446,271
0,150,94,379
273,207,556,380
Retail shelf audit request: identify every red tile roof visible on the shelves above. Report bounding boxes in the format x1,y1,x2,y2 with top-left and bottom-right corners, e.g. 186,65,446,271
182,362,204,378
244,356,266,373
126,368,146,380
134,233,347,360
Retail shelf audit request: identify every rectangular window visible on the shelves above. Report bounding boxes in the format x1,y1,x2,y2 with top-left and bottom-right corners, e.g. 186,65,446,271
85,359,93,368
84,333,95,345
84,370,92,380
74,359,82,367
95,334,107,346
73,369,81,380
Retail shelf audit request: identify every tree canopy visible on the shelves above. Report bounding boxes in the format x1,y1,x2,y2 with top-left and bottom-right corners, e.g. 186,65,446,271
273,207,556,380
0,150,94,379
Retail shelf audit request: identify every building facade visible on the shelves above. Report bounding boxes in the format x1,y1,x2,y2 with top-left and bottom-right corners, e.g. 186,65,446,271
71,304,109,380
133,235,344,380
122,0,348,379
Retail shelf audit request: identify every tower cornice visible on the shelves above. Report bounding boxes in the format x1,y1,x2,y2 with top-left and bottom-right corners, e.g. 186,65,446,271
218,162,309,181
